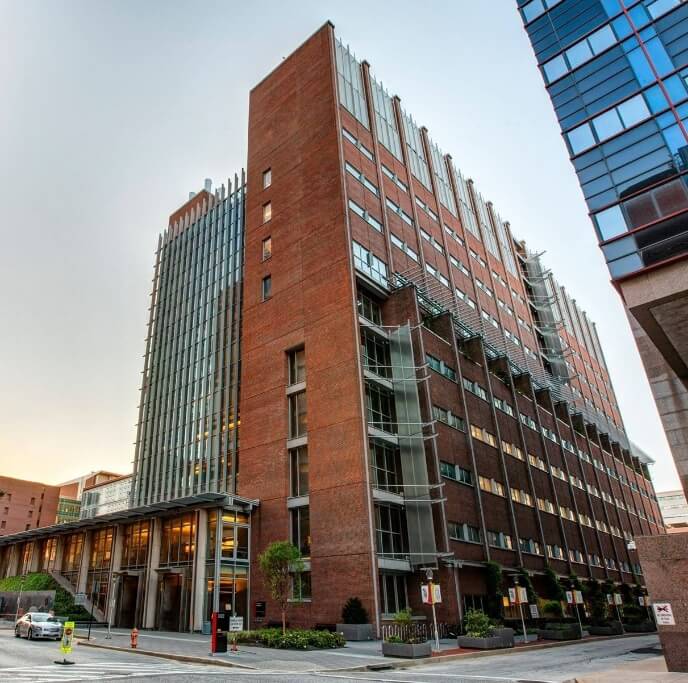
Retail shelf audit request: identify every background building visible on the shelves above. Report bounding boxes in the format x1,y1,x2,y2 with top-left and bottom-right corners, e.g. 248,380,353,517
0,22,664,635
80,475,133,519
517,0,688,670
57,471,125,522
0,476,59,536
657,488,688,531
517,0,688,498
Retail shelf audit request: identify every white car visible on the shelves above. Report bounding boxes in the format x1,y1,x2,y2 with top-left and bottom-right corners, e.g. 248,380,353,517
14,613,63,640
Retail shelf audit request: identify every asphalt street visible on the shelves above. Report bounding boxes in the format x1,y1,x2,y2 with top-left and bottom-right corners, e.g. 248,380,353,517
0,629,666,683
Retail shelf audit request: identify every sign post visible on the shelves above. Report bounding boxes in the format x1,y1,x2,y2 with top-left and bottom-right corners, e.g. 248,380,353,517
55,621,75,665
229,616,243,653
513,579,528,644
422,569,441,652
569,590,583,635
613,593,624,630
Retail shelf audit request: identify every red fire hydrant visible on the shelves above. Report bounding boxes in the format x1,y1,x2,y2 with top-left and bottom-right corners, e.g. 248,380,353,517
130,627,138,649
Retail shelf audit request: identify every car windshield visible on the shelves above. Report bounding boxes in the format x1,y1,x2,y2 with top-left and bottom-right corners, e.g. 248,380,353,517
30,613,57,623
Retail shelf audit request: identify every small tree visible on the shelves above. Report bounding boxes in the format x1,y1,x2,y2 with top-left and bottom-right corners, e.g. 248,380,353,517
516,567,536,604
258,541,304,634
542,567,565,602
341,597,369,624
485,561,504,620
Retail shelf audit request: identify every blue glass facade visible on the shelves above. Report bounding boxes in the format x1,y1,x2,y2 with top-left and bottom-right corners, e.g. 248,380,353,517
519,0,688,278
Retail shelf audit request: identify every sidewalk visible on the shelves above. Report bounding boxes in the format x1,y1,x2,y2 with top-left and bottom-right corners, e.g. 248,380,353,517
75,627,658,674
573,656,688,682
76,628,397,672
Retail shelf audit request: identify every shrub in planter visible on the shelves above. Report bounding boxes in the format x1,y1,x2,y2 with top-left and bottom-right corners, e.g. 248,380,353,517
542,600,564,618
337,597,373,641
382,609,431,659
589,620,623,636
458,609,514,650
538,622,582,641
235,628,344,649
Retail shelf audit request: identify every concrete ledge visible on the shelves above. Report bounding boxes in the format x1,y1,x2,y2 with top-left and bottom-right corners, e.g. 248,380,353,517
76,639,256,670
327,633,654,673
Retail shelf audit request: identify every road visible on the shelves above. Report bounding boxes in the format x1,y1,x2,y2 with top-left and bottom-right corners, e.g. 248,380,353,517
0,630,667,682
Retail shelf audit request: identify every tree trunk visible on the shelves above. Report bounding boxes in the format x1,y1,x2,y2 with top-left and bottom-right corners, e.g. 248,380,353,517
281,608,286,635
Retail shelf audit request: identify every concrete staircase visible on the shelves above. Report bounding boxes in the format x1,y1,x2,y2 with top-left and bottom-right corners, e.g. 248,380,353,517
49,571,106,622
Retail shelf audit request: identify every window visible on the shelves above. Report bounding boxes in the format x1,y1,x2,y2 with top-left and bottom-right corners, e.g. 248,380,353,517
352,241,387,285
567,123,595,155
519,537,542,555
345,161,378,195
371,442,402,494
375,505,407,558
449,522,481,543
487,530,512,550
262,236,272,261
290,447,309,497
367,383,396,433
288,392,307,439
261,275,272,301
30,497,35,505
262,202,272,223
479,476,505,497
349,199,383,232
426,353,456,381
262,168,272,189
292,571,311,600
363,329,391,378
380,573,407,615
291,506,311,556
440,461,473,486
0,521,4,529
357,291,382,325
432,405,465,431
288,348,306,385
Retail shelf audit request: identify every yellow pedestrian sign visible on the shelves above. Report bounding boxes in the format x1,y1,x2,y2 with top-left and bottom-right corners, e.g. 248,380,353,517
61,621,75,654
55,621,76,665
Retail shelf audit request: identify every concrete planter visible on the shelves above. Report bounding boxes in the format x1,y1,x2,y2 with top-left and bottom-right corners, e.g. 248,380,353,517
623,621,656,633
538,626,582,641
589,621,623,636
382,641,432,658
458,628,514,650
514,633,539,644
336,623,374,641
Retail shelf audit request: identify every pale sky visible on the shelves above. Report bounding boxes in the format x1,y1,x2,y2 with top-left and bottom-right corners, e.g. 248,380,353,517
0,0,680,491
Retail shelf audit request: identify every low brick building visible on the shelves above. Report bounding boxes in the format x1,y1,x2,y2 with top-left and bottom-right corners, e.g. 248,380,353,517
0,476,59,536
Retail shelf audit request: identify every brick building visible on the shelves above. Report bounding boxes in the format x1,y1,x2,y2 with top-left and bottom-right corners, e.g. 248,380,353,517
0,23,663,634
0,476,59,536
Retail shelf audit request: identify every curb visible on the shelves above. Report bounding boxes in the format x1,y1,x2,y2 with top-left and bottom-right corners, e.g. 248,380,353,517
325,633,654,673
76,639,256,670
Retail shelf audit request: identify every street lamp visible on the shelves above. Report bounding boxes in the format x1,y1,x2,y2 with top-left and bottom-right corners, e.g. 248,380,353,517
513,576,527,642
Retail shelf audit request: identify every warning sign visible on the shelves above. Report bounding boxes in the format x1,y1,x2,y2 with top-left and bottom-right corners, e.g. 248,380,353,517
60,621,75,655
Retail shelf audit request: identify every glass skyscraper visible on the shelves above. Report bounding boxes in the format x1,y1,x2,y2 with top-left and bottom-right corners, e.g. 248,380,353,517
518,0,688,279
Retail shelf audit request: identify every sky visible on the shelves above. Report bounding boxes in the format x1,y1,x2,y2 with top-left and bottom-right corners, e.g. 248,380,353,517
0,0,680,491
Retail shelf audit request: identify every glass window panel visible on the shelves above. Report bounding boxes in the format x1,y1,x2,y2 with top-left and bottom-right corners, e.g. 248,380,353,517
629,3,650,27
593,108,623,139
608,252,643,277
602,0,621,16
588,25,616,55
617,94,650,127
627,48,655,86
662,123,686,154
612,15,632,39
544,54,567,82
566,40,593,69
645,37,674,76
568,122,596,154
645,84,669,113
647,0,680,19
595,204,628,240
664,75,688,104
523,0,544,22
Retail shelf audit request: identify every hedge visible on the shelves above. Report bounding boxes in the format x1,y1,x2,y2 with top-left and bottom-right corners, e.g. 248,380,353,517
234,628,345,649
0,573,90,621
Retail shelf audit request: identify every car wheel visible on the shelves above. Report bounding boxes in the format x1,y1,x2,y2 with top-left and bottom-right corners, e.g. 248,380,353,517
14,627,20,638
27,628,33,640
